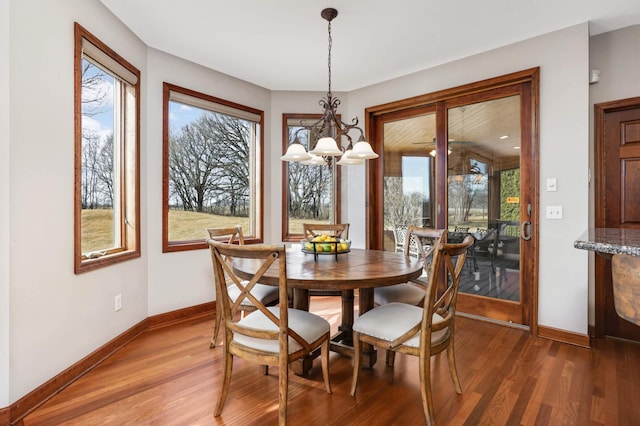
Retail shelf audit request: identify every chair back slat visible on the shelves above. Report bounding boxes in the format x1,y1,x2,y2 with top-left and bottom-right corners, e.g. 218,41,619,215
420,236,474,339
432,236,474,333
404,226,446,271
208,241,287,343
205,226,284,349
214,247,278,318
206,226,245,244
380,232,473,348
208,240,314,352
303,223,350,240
434,236,473,316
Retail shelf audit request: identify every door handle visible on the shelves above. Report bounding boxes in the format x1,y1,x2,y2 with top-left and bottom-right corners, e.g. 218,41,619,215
521,221,532,241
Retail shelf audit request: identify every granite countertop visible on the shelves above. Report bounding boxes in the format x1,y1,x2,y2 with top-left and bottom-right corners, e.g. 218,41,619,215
574,228,640,257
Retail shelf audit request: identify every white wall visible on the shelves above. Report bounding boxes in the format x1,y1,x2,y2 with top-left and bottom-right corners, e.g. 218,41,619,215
8,0,148,401
345,24,591,334
1,0,11,409
588,25,640,323
589,25,640,104
145,49,271,315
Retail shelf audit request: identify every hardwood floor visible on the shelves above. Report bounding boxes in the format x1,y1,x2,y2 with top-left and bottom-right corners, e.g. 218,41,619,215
20,297,640,425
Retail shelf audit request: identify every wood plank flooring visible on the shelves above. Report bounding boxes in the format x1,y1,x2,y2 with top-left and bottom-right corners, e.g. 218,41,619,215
20,297,640,425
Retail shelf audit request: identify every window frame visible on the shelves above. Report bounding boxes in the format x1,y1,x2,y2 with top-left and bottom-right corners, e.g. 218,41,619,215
281,113,341,242
74,22,141,274
162,83,264,252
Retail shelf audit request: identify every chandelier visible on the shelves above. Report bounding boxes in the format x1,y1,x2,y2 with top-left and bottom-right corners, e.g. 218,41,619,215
281,8,379,166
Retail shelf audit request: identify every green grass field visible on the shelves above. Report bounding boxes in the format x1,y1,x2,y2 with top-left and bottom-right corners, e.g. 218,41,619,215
81,209,329,253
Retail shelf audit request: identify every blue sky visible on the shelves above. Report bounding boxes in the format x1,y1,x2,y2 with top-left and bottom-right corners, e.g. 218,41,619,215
402,156,431,200
168,101,205,134
83,60,205,140
81,59,114,142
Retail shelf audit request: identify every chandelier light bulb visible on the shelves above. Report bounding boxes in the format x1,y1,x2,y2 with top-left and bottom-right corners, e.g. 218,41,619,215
281,142,312,161
309,137,343,156
301,153,328,166
349,141,379,159
336,149,364,165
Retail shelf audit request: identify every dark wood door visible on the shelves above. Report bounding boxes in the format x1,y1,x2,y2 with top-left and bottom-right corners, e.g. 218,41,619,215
595,97,640,341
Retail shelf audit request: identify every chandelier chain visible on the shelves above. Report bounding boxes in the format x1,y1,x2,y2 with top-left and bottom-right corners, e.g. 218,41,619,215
327,20,332,96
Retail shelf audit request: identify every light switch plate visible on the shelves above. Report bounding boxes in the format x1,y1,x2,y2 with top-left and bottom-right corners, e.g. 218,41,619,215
546,205,563,219
546,177,557,192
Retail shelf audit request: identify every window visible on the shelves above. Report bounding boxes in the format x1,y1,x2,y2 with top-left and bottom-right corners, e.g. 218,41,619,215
163,83,263,252
282,114,340,241
74,23,140,274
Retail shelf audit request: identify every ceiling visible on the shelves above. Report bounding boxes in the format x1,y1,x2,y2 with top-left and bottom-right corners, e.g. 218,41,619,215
383,96,522,169
100,0,640,92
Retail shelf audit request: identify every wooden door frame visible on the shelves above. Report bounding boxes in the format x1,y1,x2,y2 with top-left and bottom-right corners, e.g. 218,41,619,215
365,68,540,334
593,96,640,338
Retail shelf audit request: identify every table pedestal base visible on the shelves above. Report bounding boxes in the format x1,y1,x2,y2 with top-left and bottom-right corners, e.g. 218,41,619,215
291,288,378,376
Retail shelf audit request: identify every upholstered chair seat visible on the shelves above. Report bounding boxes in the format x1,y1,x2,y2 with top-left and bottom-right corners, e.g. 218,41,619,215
373,283,427,306
352,302,448,347
235,307,330,353
230,281,279,307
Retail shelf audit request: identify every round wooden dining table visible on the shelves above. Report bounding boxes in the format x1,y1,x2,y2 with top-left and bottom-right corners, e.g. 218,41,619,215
232,247,423,375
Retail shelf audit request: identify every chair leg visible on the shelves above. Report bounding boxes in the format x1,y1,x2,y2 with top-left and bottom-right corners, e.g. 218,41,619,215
210,305,222,348
385,349,396,367
350,332,362,396
279,350,288,425
447,341,462,394
214,348,233,417
321,334,332,394
418,352,435,426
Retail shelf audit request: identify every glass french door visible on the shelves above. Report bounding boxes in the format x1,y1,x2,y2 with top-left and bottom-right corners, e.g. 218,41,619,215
372,73,537,327
445,96,525,323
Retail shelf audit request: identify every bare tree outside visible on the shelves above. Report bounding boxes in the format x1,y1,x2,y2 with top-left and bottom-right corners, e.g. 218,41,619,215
81,59,114,210
80,58,119,254
163,93,264,245
168,112,251,217
448,161,488,224
286,127,333,223
383,177,423,229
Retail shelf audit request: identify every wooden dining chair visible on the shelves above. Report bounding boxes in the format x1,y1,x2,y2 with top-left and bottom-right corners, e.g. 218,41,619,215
374,226,446,366
351,235,474,426
611,253,640,327
393,224,422,257
207,240,331,425
302,222,349,240
374,227,446,307
206,226,279,348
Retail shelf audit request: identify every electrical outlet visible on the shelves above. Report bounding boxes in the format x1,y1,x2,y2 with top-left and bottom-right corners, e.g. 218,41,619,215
546,206,563,219
114,294,122,311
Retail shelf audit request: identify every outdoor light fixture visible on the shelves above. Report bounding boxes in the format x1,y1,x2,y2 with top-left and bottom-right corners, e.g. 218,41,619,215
281,8,378,166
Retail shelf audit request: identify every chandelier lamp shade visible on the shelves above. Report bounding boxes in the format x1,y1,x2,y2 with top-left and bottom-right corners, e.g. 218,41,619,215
281,8,378,166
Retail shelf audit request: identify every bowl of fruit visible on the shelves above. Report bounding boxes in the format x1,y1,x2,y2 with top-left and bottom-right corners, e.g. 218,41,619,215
301,234,351,260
